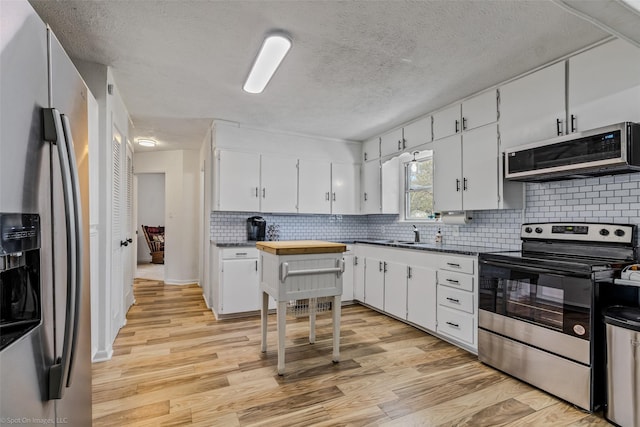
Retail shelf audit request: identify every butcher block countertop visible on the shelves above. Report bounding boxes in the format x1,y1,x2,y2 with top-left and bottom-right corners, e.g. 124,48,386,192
256,240,347,255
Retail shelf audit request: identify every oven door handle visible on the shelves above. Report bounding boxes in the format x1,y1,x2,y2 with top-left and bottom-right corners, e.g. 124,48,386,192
480,259,575,278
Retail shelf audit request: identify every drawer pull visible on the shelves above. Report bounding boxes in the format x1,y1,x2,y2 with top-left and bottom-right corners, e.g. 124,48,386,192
446,262,461,268
446,321,460,328
446,278,460,285
235,252,248,256
446,297,460,304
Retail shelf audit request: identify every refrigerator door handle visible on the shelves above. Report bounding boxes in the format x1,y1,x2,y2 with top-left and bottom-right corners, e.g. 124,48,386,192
44,108,80,400
61,114,83,389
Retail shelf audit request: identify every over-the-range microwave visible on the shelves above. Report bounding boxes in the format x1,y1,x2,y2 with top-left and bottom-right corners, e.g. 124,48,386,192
504,122,640,182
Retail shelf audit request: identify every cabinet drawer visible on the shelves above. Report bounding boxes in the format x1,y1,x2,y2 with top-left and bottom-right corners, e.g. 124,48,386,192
437,305,474,344
221,247,259,259
438,270,474,292
438,286,474,314
438,256,474,274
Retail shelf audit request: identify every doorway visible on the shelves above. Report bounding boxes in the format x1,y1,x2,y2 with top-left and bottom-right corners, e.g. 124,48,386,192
136,173,166,281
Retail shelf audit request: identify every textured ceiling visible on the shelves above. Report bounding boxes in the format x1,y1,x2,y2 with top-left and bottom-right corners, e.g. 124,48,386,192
28,0,619,152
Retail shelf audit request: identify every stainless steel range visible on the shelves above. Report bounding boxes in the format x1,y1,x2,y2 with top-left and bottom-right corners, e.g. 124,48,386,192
478,222,637,411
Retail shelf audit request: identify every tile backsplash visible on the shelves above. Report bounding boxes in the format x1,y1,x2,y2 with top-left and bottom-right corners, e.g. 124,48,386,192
211,172,640,250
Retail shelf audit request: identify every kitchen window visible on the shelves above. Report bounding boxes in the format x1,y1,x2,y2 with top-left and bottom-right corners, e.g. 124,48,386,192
404,151,434,220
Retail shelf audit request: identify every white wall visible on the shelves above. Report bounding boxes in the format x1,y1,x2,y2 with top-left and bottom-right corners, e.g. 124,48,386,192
136,173,165,262
134,150,200,284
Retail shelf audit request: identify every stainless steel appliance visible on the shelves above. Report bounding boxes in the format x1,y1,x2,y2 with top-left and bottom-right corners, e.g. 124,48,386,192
247,216,266,241
505,122,640,182
479,222,637,411
1,1,92,424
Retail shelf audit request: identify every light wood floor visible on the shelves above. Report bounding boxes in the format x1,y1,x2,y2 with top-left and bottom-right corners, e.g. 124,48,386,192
92,280,613,426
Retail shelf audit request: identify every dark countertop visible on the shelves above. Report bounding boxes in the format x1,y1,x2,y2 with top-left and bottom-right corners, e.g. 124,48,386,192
350,239,503,256
213,239,502,255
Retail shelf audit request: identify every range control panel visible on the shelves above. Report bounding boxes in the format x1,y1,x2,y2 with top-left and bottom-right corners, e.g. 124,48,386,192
521,222,635,244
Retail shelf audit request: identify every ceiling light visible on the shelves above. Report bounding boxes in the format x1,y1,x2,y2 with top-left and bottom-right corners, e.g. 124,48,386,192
137,139,156,147
243,33,292,94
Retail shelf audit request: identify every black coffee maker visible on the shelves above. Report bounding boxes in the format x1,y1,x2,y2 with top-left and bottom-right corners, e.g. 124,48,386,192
246,216,266,241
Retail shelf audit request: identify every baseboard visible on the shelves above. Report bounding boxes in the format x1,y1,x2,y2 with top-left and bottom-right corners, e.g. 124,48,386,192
92,348,114,363
163,279,201,286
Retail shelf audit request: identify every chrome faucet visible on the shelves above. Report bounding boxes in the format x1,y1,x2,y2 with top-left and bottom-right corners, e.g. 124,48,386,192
413,225,420,243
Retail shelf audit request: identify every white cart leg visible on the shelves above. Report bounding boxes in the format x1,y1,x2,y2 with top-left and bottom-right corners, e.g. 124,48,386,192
277,300,287,375
261,291,269,353
309,297,316,344
332,295,341,363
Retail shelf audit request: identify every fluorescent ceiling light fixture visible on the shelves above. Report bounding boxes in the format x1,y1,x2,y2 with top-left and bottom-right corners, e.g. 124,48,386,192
620,0,640,13
137,138,156,147
243,33,292,94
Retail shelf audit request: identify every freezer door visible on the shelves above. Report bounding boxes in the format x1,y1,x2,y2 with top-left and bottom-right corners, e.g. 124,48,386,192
0,1,56,423
48,29,93,425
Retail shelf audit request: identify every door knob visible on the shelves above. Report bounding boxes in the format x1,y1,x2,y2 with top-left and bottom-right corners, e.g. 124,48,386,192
127,238,133,243
120,240,128,247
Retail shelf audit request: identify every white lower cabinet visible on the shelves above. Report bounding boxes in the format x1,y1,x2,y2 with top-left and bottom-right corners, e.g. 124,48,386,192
212,247,275,318
436,254,478,352
353,246,365,302
364,257,385,311
407,265,437,332
383,261,408,320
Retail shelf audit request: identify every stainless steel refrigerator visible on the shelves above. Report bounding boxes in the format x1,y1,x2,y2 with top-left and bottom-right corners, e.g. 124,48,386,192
1,1,92,425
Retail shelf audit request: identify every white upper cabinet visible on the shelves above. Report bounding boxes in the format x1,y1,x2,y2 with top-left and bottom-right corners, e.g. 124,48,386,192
216,150,261,212
260,155,298,213
434,124,516,212
462,90,498,132
403,116,432,150
381,157,400,214
332,163,360,214
380,128,404,158
298,160,332,214
499,61,566,149
433,134,463,211
433,90,496,141
568,39,640,133
361,160,381,214
433,104,462,140
363,137,380,162
215,150,297,213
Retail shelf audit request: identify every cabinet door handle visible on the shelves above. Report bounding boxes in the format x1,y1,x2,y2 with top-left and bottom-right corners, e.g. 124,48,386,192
379,261,383,272
255,260,258,271
571,114,577,133
462,117,467,131
354,256,358,266
364,192,368,201
364,152,368,161
398,140,402,150
455,119,460,133
446,297,460,304
383,262,387,273
262,188,266,198
446,321,460,328
332,192,336,201
402,138,407,149
556,118,563,136
463,177,468,191
407,266,412,279
255,187,259,197
456,179,460,192
326,192,330,201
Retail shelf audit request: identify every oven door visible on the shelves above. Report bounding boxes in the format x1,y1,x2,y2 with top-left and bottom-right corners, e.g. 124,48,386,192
479,258,592,340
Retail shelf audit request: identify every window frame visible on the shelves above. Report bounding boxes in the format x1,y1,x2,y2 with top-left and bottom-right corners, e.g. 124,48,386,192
403,152,436,222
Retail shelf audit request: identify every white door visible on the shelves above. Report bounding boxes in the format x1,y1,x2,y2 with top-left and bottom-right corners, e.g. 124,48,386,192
217,150,260,211
407,265,437,331
380,128,403,157
110,125,124,340
499,61,566,149
361,161,381,214
342,254,354,301
403,116,432,149
381,157,400,214
221,259,260,313
298,159,331,214
433,104,461,140
123,142,134,311
260,155,298,213
462,125,499,210
461,90,497,131
433,134,463,212
364,257,385,310
332,163,360,214
383,261,407,320
363,137,380,162
568,39,640,133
